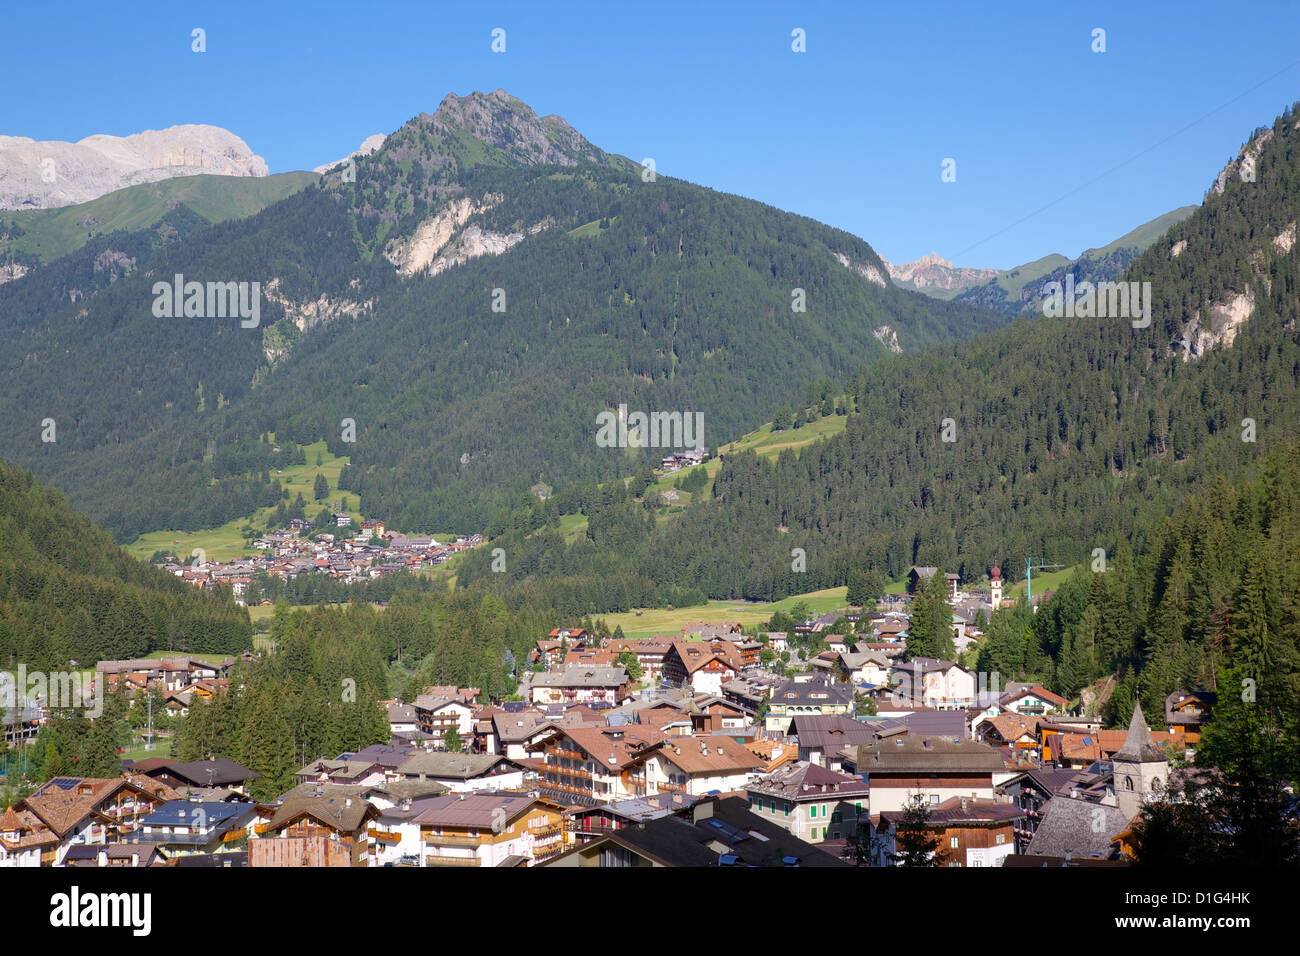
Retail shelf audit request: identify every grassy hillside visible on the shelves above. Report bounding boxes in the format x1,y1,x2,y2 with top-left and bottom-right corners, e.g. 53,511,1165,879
0,171,318,264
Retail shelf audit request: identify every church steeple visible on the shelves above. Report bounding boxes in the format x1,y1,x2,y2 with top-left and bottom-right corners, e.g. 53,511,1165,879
1113,701,1168,820
1114,700,1166,763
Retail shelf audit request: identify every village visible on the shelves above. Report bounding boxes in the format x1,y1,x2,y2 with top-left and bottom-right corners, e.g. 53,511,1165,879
0,566,1213,868
152,519,484,601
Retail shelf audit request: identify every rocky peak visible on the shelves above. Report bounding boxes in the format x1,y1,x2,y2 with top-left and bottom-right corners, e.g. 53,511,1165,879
884,252,999,293
0,124,267,211
415,89,615,168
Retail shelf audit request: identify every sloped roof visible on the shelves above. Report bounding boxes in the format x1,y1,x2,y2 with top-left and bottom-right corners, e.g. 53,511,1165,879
1113,702,1167,763
1025,797,1128,860
746,761,870,801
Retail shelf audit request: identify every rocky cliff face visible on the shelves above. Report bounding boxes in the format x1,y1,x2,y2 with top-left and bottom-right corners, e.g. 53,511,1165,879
885,252,998,294
0,124,267,210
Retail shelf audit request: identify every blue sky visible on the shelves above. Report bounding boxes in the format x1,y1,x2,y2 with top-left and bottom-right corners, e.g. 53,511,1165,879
8,0,1300,268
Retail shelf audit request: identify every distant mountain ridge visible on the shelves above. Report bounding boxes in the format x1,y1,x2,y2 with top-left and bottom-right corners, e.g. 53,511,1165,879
886,206,1199,312
0,124,268,210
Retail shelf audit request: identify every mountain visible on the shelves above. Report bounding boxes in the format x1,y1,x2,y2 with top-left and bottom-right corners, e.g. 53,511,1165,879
950,206,1200,314
887,206,1198,310
0,456,252,671
314,134,387,175
0,124,268,210
0,89,1012,542
457,100,1300,605
884,253,999,297
0,171,318,272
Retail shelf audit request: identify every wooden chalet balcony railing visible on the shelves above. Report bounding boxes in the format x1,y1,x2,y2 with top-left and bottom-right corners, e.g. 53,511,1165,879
551,748,584,762
531,823,562,839
425,854,480,867
253,823,270,834
532,841,565,861
656,781,688,795
368,828,402,843
423,832,480,847
538,780,593,798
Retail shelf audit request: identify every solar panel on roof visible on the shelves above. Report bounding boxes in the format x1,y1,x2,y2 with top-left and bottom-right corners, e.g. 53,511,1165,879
50,777,81,791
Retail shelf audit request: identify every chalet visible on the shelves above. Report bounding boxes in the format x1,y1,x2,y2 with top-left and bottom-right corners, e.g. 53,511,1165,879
1000,684,1068,716
414,791,566,867
842,736,1007,814
870,797,1025,867
1165,690,1215,744
133,758,261,795
252,794,379,866
976,714,1041,754
834,649,892,687
491,711,556,759
661,641,743,696
606,638,671,682
997,767,1109,851
644,734,764,797
888,657,978,708
128,800,259,857
764,676,855,733
0,805,59,867
908,567,960,600
412,694,476,747
387,702,418,735
744,762,871,844
16,777,169,864
564,792,695,845
530,667,630,706
533,724,666,806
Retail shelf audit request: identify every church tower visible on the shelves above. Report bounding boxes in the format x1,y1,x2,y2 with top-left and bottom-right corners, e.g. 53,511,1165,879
989,566,1002,609
1113,701,1168,820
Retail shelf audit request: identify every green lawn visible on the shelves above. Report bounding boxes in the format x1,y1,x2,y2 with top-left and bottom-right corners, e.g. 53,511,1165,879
599,585,854,639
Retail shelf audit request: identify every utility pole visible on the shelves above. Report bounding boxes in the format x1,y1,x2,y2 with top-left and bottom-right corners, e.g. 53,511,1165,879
1024,557,1064,613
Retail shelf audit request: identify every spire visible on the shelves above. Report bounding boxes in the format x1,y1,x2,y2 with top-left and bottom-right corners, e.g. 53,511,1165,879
1114,701,1165,763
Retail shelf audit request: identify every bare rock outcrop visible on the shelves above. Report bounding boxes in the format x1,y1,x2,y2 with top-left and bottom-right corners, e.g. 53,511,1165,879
0,124,268,210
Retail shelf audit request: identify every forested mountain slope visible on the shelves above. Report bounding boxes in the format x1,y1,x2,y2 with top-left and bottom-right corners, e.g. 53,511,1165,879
0,90,1010,540
457,101,1300,606
0,457,252,671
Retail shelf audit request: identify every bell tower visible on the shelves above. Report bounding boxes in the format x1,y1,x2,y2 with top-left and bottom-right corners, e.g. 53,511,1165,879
1113,701,1168,821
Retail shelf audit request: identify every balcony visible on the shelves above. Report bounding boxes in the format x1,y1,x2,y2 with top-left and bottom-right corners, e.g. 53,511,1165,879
425,853,480,867
532,823,562,839
424,832,480,848
552,748,584,761
368,828,402,843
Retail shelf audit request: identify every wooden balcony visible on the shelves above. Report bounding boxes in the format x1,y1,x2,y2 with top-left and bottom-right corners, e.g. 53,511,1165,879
424,832,480,848
532,823,562,838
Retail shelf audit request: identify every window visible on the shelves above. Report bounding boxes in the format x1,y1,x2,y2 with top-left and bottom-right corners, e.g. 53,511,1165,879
950,836,959,848
809,805,816,818
995,834,1006,845
784,804,790,817
929,794,939,805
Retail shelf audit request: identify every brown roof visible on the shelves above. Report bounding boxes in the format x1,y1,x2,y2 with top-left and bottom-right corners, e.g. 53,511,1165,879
19,778,158,837
667,640,743,674
266,794,378,833
848,736,1006,774
560,725,666,771
410,791,544,830
878,796,1024,827
656,735,764,775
